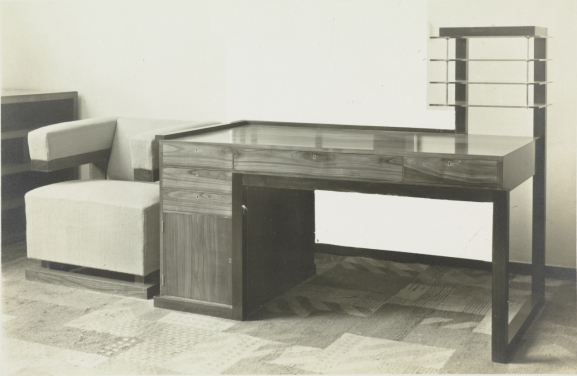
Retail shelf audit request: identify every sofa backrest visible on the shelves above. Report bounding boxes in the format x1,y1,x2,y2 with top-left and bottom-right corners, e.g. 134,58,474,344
106,118,189,181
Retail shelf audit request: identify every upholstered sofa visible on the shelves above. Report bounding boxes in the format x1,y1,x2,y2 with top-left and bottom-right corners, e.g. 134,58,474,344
24,117,218,298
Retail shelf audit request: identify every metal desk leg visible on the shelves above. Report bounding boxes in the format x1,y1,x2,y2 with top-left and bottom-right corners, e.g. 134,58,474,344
492,190,510,363
492,188,546,363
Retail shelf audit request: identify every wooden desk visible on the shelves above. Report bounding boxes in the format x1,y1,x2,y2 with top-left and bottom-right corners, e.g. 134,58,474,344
154,120,544,363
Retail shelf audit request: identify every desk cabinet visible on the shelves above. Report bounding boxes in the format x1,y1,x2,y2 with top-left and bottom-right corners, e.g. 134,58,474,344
1,90,78,246
160,146,234,310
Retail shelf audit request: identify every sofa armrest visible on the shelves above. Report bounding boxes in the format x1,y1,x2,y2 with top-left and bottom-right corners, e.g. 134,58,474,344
129,121,220,181
28,117,118,172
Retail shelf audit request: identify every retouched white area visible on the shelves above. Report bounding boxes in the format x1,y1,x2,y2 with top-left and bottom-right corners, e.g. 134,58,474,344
0,0,228,121
315,191,494,261
2,0,574,267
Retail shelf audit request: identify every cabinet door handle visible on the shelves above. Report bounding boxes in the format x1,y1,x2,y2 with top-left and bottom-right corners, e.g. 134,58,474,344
241,205,248,215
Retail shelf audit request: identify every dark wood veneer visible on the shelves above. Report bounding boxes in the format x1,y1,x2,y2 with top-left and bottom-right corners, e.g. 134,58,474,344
234,148,403,183
162,167,232,192
26,265,159,299
31,149,110,172
163,188,232,217
404,157,499,187
162,212,232,305
162,143,234,169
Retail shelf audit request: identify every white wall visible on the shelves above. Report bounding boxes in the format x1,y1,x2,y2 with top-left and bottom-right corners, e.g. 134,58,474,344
1,0,228,121
2,0,575,267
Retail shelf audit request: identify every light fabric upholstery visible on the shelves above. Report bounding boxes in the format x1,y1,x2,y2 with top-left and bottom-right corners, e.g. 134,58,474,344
129,121,218,172
26,180,160,276
28,117,118,162
107,118,189,181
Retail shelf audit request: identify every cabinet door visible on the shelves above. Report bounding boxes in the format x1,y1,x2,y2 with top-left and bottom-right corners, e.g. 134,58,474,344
162,212,232,305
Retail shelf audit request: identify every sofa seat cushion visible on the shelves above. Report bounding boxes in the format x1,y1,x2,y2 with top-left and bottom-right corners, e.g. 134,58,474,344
25,180,160,276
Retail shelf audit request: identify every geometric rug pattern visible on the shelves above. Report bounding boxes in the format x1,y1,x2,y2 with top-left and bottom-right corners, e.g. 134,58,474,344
2,253,576,374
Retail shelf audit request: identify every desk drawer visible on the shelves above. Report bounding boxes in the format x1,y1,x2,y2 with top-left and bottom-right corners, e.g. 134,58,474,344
163,187,232,217
404,157,500,187
234,149,403,182
162,142,233,169
163,167,232,193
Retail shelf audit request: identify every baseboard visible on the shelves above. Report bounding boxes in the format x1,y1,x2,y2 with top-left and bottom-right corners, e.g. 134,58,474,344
26,265,160,299
316,244,576,281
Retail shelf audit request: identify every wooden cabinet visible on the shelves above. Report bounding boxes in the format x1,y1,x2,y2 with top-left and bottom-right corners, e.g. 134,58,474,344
156,141,235,318
162,212,232,305
1,90,78,246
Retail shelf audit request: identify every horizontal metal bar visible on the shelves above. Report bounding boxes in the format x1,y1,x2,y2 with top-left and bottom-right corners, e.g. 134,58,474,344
430,81,551,85
508,294,545,344
430,36,551,39
430,103,551,109
430,59,551,62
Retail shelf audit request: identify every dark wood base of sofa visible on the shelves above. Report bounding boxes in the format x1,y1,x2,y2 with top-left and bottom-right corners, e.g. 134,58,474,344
26,262,160,299
154,295,234,319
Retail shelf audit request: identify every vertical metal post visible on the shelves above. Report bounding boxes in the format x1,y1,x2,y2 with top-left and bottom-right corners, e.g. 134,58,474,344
455,38,468,134
526,37,530,108
532,37,547,299
492,190,510,363
445,37,449,106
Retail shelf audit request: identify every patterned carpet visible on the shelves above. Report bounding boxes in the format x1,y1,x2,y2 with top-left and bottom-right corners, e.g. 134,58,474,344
1,252,576,374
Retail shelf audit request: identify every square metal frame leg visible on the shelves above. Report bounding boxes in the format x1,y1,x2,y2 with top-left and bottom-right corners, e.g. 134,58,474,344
491,190,545,363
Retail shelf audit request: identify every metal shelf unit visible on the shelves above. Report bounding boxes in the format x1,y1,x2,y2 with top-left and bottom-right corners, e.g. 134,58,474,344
428,27,549,364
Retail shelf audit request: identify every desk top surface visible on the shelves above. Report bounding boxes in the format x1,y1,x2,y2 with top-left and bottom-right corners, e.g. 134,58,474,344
173,123,536,158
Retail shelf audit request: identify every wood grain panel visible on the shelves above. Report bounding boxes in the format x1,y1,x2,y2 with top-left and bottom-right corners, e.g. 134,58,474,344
162,167,232,193
404,157,499,187
162,142,233,169
162,212,232,305
163,188,232,217
25,266,159,299
154,295,233,319
234,148,403,182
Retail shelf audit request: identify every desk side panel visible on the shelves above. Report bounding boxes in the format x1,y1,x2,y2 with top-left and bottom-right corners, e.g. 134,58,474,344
502,142,535,191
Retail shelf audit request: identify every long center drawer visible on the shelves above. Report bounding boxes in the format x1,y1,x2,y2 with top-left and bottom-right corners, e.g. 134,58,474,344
233,148,404,182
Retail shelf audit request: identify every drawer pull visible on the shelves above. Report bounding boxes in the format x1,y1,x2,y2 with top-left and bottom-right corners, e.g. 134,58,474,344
312,154,317,160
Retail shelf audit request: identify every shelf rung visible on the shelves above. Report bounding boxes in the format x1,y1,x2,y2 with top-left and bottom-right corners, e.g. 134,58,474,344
430,81,551,85
429,59,551,62
430,35,551,39
429,103,551,109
